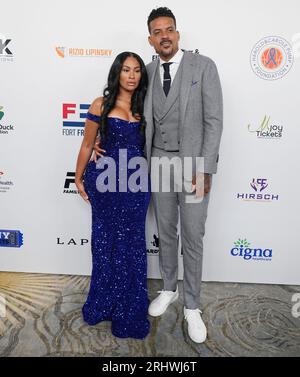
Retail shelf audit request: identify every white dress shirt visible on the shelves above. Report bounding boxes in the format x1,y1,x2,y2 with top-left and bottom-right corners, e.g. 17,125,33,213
159,48,184,87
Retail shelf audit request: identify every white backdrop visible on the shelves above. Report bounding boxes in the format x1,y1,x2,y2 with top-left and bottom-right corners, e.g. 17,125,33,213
1,0,300,284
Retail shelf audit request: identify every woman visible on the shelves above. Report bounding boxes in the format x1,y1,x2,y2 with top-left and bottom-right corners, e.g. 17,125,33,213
75,52,150,339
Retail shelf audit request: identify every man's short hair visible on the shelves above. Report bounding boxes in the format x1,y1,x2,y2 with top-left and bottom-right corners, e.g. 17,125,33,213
147,7,177,34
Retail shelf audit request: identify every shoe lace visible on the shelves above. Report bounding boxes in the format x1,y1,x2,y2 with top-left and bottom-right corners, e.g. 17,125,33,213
184,308,202,320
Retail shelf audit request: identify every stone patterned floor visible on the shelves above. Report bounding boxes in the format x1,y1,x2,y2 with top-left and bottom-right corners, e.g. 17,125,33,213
0,272,300,357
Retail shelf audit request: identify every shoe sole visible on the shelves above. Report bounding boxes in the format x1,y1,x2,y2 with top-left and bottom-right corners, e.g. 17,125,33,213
148,292,179,317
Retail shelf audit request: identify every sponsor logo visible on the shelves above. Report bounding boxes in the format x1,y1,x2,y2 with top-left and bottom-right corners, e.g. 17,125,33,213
250,36,293,80
0,230,23,248
248,115,283,139
56,237,89,246
0,171,14,193
63,172,78,194
147,234,159,255
0,35,13,62
230,238,273,261
55,47,112,58
0,106,14,135
62,103,89,136
237,178,279,202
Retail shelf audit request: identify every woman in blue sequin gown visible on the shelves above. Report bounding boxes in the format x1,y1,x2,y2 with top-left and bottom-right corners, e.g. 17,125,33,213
75,52,150,339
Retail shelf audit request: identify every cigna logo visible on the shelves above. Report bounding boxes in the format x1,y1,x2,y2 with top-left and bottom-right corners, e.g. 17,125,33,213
62,103,90,136
230,239,273,261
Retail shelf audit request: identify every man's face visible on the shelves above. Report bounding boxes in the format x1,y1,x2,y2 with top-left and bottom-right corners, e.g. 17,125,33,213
148,16,180,61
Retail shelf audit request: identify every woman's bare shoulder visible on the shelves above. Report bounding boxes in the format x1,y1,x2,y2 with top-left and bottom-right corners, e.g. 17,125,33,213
89,97,104,115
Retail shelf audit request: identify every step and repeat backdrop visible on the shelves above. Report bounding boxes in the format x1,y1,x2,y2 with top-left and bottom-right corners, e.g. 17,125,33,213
1,0,299,284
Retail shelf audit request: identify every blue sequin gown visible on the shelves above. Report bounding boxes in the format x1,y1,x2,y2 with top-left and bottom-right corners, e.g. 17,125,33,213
82,113,150,339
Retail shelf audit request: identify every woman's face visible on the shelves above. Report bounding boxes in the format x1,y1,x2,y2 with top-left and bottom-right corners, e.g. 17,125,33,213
119,56,142,92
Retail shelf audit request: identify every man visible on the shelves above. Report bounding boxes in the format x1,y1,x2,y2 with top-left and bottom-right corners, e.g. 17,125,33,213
144,7,223,343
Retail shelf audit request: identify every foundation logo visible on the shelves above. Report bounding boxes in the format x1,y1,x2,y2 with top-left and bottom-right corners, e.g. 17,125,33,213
230,238,273,261
0,230,23,248
250,36,293,80
0,106,14,135
237,178,279,202
0,171,14,193
55,47,112,58
248,115,283,139
0,35,13,62
62,103,90,136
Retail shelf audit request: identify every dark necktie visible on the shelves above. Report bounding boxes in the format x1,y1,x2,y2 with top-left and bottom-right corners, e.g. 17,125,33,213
162,62,173,96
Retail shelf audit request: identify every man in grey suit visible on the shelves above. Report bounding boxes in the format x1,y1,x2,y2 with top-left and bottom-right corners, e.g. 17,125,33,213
146,7,223,343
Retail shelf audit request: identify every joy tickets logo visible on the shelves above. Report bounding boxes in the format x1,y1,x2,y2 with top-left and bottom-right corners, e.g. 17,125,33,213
250,36,293,80
248,115,283,139
230,238,273,261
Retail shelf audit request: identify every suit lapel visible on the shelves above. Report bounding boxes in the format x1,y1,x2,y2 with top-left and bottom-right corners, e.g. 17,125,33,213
179,52,194,138
145,59,159,161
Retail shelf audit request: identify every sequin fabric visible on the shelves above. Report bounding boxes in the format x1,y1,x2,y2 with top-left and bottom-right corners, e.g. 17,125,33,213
82,114,150,339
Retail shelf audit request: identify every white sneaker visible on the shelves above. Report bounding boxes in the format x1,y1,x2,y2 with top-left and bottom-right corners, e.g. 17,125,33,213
184,307,207,343
148,287,179,317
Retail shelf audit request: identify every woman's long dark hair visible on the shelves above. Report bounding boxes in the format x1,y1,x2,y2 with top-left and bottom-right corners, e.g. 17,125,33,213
100,51,148,141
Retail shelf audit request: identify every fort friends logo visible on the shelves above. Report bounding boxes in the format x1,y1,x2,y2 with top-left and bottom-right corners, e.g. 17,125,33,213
55,47,112,58
248,115,283,140
230,238,273,262
250,36,293,80
62,103,90,136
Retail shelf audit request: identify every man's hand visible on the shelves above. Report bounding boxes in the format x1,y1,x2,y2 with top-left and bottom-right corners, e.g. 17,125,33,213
191,173,212,198
75,179,89,202
91,136,106,162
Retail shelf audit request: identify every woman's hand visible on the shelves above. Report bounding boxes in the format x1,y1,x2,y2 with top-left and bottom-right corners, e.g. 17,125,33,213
76,179,89,202
91,136,106,162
